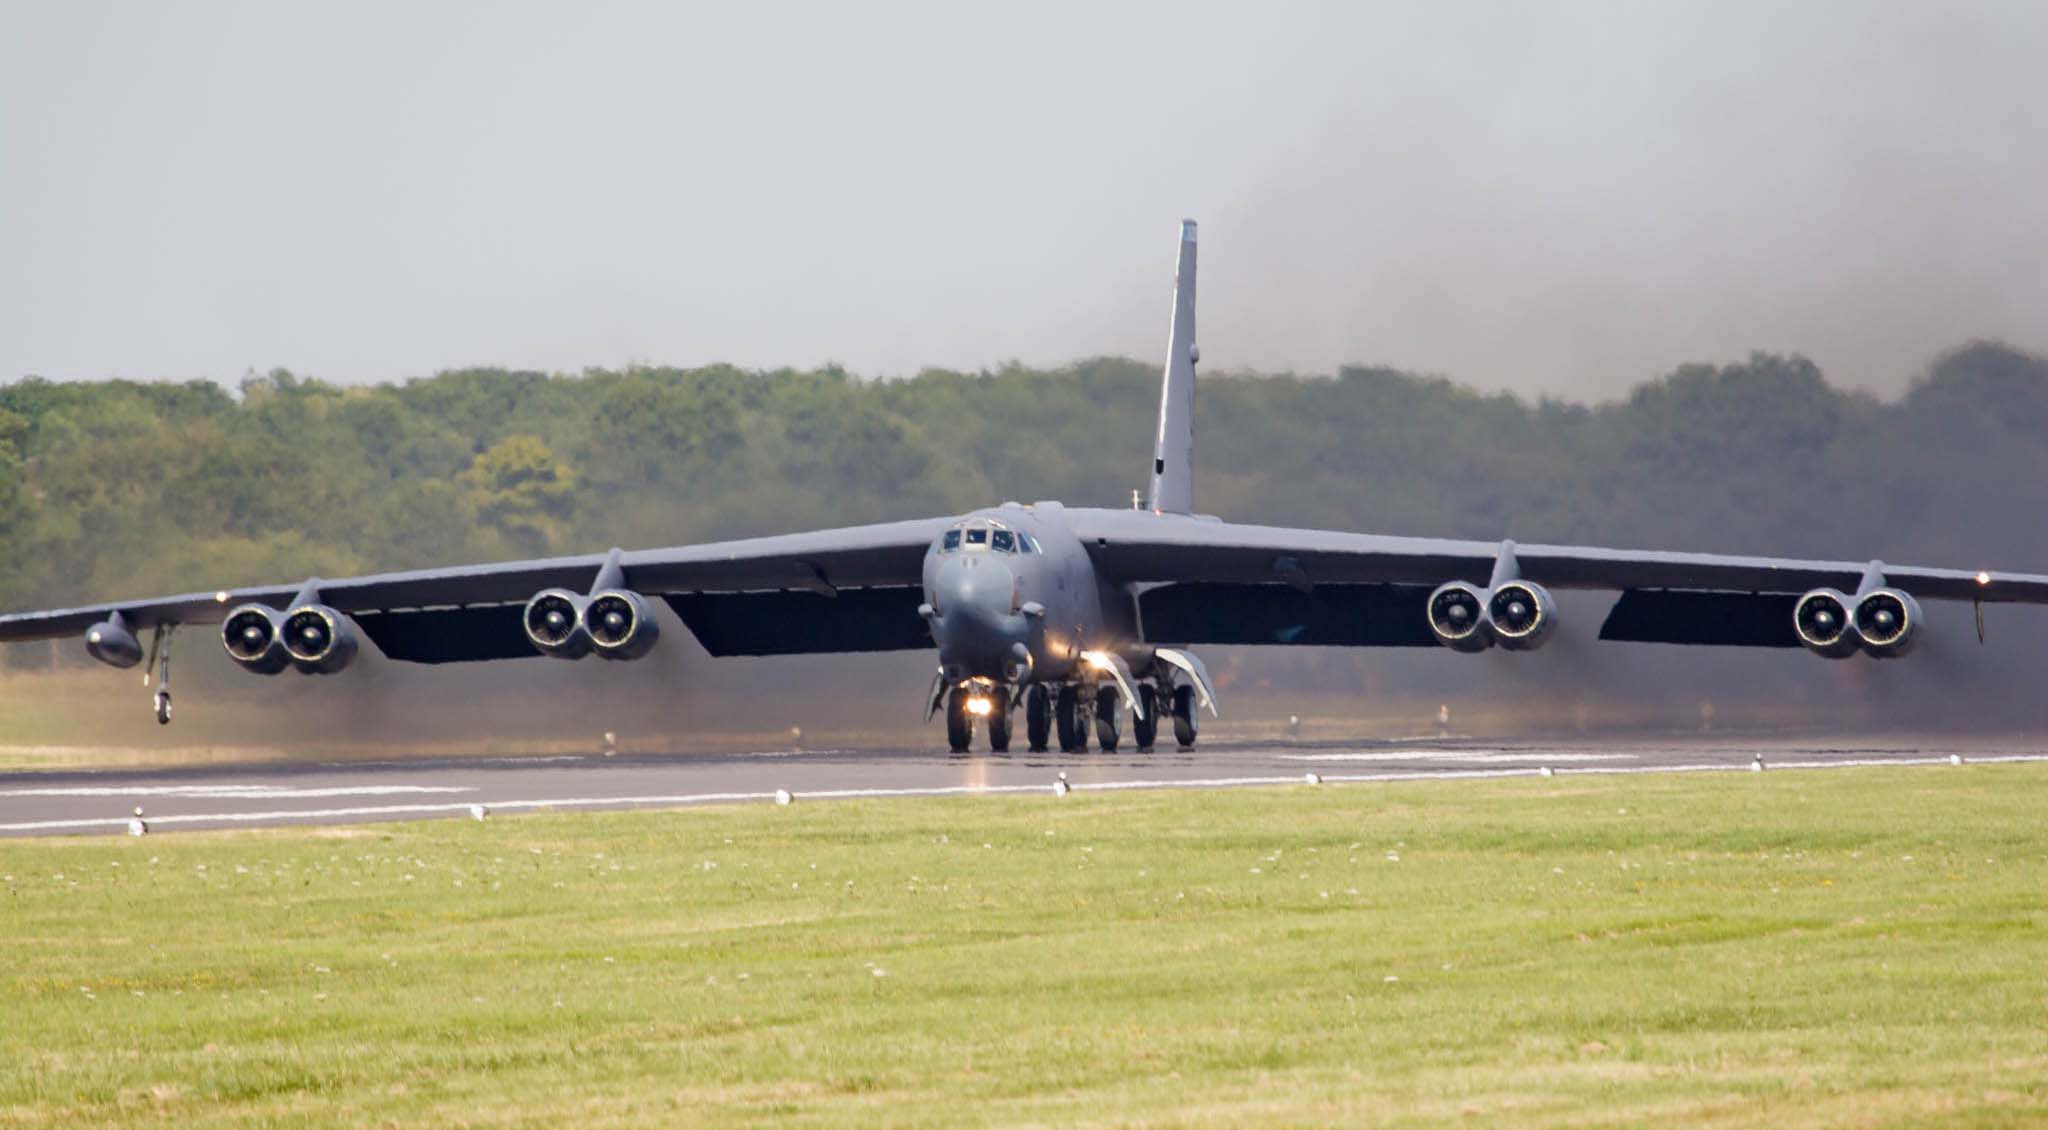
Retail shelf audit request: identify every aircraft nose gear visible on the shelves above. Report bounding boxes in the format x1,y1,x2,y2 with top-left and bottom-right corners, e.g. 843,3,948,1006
142,622,178,725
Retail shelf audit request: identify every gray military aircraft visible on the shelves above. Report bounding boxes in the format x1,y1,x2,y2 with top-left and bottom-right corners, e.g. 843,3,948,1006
5,220,2047,752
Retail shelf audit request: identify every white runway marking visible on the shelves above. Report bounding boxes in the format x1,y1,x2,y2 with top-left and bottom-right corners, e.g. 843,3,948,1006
1277,751,1639,764
3,753,2044,835
0,784,474,799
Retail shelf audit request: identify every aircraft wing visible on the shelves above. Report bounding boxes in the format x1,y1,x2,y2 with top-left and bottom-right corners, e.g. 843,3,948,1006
0,517,949,661
1066,512,2048,648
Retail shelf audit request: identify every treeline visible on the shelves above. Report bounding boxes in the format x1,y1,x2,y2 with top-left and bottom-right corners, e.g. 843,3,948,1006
3,341,2047,613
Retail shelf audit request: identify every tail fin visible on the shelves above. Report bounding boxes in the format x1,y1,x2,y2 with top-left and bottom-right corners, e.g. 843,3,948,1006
1147,219,1199,514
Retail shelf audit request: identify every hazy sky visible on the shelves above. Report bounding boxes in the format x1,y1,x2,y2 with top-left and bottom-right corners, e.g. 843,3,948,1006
3,1,2043,398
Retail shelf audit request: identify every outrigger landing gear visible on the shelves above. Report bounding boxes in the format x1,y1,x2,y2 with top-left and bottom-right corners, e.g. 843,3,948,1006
143,622,177,726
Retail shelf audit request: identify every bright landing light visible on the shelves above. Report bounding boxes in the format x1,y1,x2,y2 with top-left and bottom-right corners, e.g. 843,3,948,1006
965,696,993,717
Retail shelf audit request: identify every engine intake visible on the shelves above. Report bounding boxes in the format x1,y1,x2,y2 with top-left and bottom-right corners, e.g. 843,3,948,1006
221,604,291,674
586,589,659,660
1854,588,1919,657
1486,581,1556,651
282,604,359,674
1427,582,1492,652
84,617,144,669
523,588,592,659
1792,588,1856,658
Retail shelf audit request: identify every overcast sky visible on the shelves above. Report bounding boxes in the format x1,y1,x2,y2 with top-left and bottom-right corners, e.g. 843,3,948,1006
3,1,2043,399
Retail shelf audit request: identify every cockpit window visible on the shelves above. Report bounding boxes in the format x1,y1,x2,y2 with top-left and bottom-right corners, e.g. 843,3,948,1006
1018,532,1038,553
991,530,1015,553
941,529,961,552
964,528,988,548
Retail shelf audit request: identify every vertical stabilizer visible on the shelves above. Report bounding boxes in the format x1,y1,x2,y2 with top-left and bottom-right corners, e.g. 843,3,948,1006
1147,219,1198,514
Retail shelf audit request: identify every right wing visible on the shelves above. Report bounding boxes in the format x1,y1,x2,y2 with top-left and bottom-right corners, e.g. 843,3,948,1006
0,517,950,662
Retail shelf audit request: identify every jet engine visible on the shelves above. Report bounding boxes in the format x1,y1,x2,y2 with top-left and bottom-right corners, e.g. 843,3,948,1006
221,604,291,674
1486,580,1557,651
523,588,592,659
1791,588,1857,658
1854,587,1920,658
83,617,143,669
585,589,659,660
1426,582,1492,652
282,604,359,674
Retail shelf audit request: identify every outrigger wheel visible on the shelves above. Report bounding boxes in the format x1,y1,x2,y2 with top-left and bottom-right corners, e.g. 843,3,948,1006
1025,685,1051,752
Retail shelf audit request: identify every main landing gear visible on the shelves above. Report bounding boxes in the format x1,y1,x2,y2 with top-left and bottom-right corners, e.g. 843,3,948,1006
939,671,1205,754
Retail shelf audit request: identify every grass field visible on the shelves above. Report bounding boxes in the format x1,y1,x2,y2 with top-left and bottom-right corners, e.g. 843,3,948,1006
3,765,2045,1128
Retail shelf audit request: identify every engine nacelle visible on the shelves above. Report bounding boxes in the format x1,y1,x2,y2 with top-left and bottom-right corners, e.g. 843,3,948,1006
84,617,144,669
282,604,359,674
1854,587,1920,658
1427,582,1493,652
585,589,659,660
1792,588,1857,658
221,604,291,675
1486,580,1557,651
523,588,592,659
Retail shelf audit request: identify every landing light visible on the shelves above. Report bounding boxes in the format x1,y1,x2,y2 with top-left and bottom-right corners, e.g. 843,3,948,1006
966,695,993,717
1080,650,1114,671
1977,571,1992,586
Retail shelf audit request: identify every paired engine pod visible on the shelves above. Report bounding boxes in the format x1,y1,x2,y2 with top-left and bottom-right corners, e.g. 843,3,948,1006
282,604,359,674
83,617,144,669
586,589,659,660
221,604,292,675
1487,581,1556,651
523,588,592,659
1854,588,1920,658
1426,582,1492,652
1792,588,1857,658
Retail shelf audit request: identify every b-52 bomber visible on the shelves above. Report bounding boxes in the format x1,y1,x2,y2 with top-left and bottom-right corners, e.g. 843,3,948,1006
5,221,2046,752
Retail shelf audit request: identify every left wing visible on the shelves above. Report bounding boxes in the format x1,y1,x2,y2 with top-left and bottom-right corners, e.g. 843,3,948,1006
1066,511,2048,649
0,517,950,661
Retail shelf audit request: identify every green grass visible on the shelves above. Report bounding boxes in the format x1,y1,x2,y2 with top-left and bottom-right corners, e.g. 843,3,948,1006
3,766,2046,1128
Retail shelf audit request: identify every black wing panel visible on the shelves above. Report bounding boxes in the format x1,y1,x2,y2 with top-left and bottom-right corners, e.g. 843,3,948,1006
663,587,932,657
1138,582,1440,647
352,604,537,664
1597,589,1802,648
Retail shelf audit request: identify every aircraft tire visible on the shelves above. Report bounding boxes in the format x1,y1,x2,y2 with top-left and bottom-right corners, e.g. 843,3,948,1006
1055,685,1085,752
945,689,972,753
1131,685,1157,749
1172,685,1197,749
1025,685,1051,751
1095,685,1121,752
987,686,1012,752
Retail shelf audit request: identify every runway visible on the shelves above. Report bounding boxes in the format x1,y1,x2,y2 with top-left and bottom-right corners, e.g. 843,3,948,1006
1,735,2043,837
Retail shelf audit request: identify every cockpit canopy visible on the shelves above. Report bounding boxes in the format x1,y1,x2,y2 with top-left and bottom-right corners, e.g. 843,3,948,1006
938,519,1038,555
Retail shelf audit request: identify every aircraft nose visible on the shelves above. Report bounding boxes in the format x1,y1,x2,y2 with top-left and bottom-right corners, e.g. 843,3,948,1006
933,556,1027,680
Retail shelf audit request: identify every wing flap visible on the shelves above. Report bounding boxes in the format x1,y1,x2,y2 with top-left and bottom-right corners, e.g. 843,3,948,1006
1138,582,1439,647
352,604,537,664
663,587,932,657
1596,589,1802,648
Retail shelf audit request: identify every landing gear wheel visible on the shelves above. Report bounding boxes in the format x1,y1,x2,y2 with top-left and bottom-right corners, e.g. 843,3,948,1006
986,687,1012,753
945,689,972,753
1172,684,1198,749
1095,685,1122,752
1025,685,1051,752
1054,685,1085,752
154,692,172,726
1131,684,1157,750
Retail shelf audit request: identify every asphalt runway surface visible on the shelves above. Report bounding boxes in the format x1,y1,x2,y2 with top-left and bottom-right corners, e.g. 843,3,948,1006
2,735,2044,837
